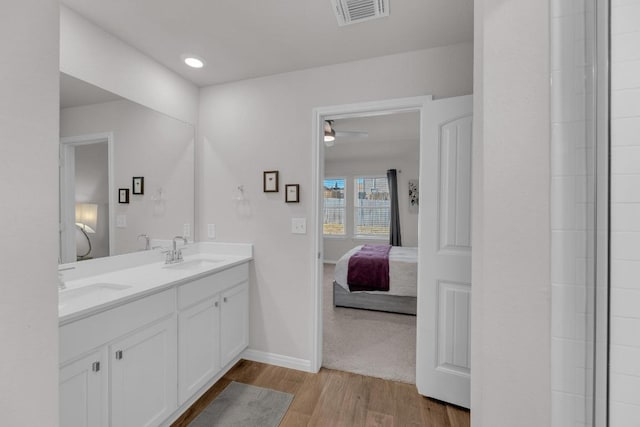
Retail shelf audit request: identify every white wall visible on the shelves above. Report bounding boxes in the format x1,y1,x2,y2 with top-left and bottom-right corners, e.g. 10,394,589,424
472,1,551,426
61,99,194,254
0,1,60,425
59,5,198,125
550,0,597,426
610,0,640,423
75,142,110,258
323,154,419,262
198,43,473,362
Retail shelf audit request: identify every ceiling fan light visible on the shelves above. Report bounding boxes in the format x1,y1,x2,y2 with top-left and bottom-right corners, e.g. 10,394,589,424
324,121,335,138
324,120,336,146
324,129,335,145
324,135,335,146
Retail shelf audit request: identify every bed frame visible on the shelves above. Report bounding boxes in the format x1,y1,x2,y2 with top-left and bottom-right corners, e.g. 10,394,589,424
333,282,416,315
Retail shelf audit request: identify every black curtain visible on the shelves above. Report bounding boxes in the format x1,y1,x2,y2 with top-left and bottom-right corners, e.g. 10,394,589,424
387,169,402,246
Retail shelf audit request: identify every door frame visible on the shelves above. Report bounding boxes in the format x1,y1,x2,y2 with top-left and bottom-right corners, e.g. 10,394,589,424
310,95,432,372
59,132,115,263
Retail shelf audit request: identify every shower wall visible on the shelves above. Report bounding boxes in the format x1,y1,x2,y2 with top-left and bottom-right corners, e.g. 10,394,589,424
610,0,640,424
550,0,596,425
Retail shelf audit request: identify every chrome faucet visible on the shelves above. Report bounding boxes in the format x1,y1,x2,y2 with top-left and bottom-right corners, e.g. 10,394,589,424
137,233,150,250
164,236,188,264
57,266,75,290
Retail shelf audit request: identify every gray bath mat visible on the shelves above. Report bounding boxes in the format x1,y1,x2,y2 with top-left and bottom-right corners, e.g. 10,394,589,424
188,381,293,427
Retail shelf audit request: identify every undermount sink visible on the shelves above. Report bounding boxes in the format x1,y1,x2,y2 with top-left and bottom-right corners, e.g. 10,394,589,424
59,283,132,302
163,258,225,270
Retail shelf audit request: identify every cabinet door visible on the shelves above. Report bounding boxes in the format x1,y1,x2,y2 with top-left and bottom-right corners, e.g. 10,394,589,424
178,296,220,405
110,316,177,427
60,350,107,427
220,281,249,366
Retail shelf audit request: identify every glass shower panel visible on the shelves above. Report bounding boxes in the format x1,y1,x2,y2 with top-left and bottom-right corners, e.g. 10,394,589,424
550,0,604,425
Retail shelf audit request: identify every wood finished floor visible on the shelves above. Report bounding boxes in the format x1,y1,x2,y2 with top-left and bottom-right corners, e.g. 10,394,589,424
171,359,470,427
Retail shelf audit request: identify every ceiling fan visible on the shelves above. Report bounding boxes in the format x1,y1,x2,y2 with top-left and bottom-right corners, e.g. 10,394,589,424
324,120,368,147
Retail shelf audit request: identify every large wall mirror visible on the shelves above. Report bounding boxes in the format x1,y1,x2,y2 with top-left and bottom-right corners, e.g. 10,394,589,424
59,73,195,263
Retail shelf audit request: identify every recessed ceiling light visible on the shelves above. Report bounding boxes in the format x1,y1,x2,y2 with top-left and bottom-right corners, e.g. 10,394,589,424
183,55,205,69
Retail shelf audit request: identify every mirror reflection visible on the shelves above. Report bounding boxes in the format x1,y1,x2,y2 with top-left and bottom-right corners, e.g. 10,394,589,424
59,73,195,263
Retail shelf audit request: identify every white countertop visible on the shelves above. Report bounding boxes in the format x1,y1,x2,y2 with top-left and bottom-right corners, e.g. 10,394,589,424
59,243,252,325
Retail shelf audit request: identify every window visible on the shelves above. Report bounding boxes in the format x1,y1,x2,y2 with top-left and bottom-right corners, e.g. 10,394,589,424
323,175,391,238
354,176,390,237
323,178,345,235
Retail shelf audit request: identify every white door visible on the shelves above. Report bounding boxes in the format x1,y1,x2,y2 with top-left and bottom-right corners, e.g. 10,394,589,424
110,317,177,427
416,95,473,408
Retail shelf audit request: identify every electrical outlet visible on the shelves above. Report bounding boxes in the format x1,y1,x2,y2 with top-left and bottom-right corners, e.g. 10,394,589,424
183,223,191,238
291,218,306,234
207,224,216,239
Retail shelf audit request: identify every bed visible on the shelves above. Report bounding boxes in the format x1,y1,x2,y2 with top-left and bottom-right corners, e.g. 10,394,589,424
333,245,418,315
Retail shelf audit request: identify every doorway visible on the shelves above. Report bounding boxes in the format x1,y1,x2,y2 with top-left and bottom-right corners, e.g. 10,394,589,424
321,111,420,383
59,133,114,263
311,95,473,407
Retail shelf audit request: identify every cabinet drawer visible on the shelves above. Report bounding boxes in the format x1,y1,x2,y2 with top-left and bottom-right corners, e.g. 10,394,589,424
60,289,175,364
178,263,248,310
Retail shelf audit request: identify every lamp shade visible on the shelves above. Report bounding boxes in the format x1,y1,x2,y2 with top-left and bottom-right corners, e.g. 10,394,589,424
76,203,98,233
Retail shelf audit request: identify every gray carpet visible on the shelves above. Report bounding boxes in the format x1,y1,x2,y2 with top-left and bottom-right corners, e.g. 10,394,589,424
322,264,416,383
188,382,293,427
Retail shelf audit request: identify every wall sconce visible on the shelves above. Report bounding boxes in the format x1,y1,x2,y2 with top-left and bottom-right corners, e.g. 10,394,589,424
234,185,245,201
151,188,166,216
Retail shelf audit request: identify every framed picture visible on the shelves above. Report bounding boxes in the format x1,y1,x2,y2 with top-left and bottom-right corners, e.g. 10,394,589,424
118,188,130,204
285,184,300,203
132,177,144,195
408,179,419,213
263,170,279,192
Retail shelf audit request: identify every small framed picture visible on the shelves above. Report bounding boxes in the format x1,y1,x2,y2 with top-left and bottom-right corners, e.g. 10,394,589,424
285,184,300,203
132,177,144,195
118,188,130,204
408,179,419,213
263,170,279,192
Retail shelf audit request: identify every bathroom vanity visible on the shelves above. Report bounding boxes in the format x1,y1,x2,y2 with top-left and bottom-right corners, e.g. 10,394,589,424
58,243,252,427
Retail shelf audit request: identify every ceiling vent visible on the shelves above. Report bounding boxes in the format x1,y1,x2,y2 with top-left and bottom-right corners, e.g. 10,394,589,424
331,0,389,26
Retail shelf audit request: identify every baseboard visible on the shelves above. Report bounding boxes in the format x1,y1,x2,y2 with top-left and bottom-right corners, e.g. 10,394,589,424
242,349,312,372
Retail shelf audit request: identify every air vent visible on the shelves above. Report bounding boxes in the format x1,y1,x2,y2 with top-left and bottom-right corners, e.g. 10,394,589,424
331,0,389,26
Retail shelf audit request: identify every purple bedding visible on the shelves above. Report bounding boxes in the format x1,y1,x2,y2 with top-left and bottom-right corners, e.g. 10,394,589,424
347,244,392,292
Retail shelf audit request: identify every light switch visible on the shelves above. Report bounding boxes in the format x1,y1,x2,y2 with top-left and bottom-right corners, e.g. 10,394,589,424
291,218,306,234
183,223,191,238
207,224,216,239
116,215,127,228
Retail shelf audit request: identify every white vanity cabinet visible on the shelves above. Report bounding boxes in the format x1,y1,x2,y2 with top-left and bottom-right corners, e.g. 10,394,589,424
177,263,249,405
59,289,176,427
59,259,251,427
